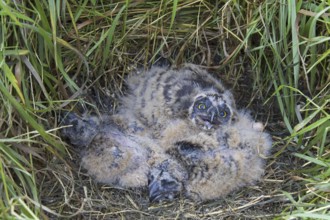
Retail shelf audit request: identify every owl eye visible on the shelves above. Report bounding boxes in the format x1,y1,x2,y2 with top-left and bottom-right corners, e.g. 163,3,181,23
220,111,227,117
197,103,206,110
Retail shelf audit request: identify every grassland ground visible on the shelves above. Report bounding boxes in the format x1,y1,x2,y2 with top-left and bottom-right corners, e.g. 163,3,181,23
0,0,329,219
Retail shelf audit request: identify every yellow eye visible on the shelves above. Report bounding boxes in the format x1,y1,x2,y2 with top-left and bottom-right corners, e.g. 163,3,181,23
220,111,227,117
198,103,206,110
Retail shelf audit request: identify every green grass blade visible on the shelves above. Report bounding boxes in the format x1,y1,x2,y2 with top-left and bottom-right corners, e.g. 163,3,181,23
0,80,65,154
293,153,329,167
101,4,126,71
170,0,179,30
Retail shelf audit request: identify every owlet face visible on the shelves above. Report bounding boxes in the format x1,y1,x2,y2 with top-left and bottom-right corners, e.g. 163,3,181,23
189,93,233,130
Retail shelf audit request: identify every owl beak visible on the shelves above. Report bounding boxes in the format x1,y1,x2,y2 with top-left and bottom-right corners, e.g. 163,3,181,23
207,106,219,123
210,110,216,123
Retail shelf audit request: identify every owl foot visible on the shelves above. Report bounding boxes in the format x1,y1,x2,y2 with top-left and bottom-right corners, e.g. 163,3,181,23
59,112,100,147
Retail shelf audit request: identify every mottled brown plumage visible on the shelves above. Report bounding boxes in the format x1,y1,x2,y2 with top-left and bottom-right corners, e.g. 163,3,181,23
114,63,237,134
60,64,272,202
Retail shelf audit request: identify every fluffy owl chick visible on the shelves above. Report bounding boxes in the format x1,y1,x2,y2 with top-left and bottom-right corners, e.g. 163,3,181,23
60,109,271,202
60,112,151,187
117,64,237,134
59,63,272,203
148,111,272,202
60,111,189,199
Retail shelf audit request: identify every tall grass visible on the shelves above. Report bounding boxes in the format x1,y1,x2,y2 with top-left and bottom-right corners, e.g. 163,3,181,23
243,0,330,218
213,2,330,217
0,0,329,218
0,0,73,218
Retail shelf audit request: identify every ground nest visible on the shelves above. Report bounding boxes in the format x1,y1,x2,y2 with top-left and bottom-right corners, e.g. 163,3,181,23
37,63,300,219
1,1,328,219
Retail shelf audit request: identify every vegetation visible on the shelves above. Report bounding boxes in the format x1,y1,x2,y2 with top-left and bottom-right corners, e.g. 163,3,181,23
0,0,329,219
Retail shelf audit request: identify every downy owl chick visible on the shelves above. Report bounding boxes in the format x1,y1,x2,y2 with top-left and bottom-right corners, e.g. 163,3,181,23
114,63,237,135
147,110,272,202
60,63,272,203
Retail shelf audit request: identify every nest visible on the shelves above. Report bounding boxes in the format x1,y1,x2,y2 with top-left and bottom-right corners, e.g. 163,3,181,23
4,1,325,219
38,63,296,219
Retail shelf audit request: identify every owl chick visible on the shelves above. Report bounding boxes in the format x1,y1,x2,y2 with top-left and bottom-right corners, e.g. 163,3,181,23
114,63,237,135
60,112,151,187
59,63,272,203
149,110,272,202
60,111,182,192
